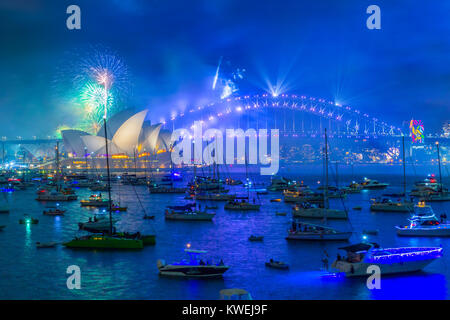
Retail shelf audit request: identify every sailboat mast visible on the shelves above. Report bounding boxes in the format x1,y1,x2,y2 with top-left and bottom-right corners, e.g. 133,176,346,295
402,135,406,197
103,118,113,235
324,128,329,210
436,141,443,192
55,141,60,191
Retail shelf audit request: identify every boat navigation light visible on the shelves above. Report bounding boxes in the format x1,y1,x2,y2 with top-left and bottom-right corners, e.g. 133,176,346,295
186,243,191,249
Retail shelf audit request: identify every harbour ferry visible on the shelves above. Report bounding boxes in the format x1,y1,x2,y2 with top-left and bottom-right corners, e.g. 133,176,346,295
331,242,443,277
157,248,229,278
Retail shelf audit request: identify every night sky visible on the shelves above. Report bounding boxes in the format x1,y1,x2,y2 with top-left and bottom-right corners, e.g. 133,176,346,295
0,0,449,137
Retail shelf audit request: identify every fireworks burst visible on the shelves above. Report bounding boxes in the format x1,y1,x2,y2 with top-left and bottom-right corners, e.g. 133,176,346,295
53,45,132,134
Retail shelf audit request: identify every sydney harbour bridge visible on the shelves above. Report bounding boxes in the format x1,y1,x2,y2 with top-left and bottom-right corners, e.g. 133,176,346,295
1,92,447,167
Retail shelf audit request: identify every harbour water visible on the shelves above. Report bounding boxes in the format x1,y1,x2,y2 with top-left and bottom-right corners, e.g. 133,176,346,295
0,166,449,300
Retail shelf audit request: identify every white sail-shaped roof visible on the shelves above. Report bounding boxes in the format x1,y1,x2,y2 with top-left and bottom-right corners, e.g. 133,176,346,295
111,110,148,155
61,129,90,156
142,123,162,154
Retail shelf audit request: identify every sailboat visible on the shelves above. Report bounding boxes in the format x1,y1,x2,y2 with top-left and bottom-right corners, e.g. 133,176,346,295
36,142,77,201
370,136,414,212
64,102,143,249
286,129,352,241
224,158,261,211
421,142,450,202
292,131,347,220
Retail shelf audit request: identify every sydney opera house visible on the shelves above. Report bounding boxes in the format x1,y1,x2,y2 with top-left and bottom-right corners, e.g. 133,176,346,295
61,109,173,170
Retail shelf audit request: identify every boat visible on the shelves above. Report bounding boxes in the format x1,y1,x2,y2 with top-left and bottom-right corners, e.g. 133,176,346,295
370,198,414,212
113,232,156,245
270,198,281,202
276,211,287,216
80,194,111,207
283,190,324,204
225,178,243,186
396,202,450,236
0,225,5,231
267,176,296,191
78,215,118,232
219,288,252,300
149,185,187,194
89,182,108,191
63,234,143,249
265,259,289,270
286,221,352,241
143,214,155,220
111,203,127,212
19,215,39,224
36,189,77,201
224,199,261,211
205,205,218,210
353,206,362,210
195,193,236,201
342,182,362,194
359,178,389,189
157,249,229,278
43,207,66,216
292,203,348,220
248,235,263,241
36,242,57,248
165,209,215,221
331,242,443,277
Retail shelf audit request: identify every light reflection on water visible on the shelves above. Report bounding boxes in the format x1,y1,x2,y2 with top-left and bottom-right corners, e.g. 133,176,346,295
0,170,448,299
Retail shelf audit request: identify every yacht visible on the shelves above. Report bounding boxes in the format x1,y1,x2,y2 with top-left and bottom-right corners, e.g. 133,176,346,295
148,184,187,193
64,234,143,249
283,190,324,204
195,192,235,201
286,221,352,241
331,242,443,277
396,202,450,236
164,208,215,221
80,194,111,207
370,198,414,212
157,249,229,278
292,203,348,220
359,178,389,189
342,182,362,194
78,215,118,232
224,199,261,211
36,189,77,201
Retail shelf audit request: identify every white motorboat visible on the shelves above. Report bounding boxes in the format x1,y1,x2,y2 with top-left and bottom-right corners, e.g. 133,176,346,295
359,178,389,189
157,249,229,278
286,221,352,241
331,242,443,277
396,202,450,236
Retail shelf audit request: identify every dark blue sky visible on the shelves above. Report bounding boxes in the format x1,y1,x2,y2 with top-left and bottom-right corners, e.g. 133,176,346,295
0,0,449,137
